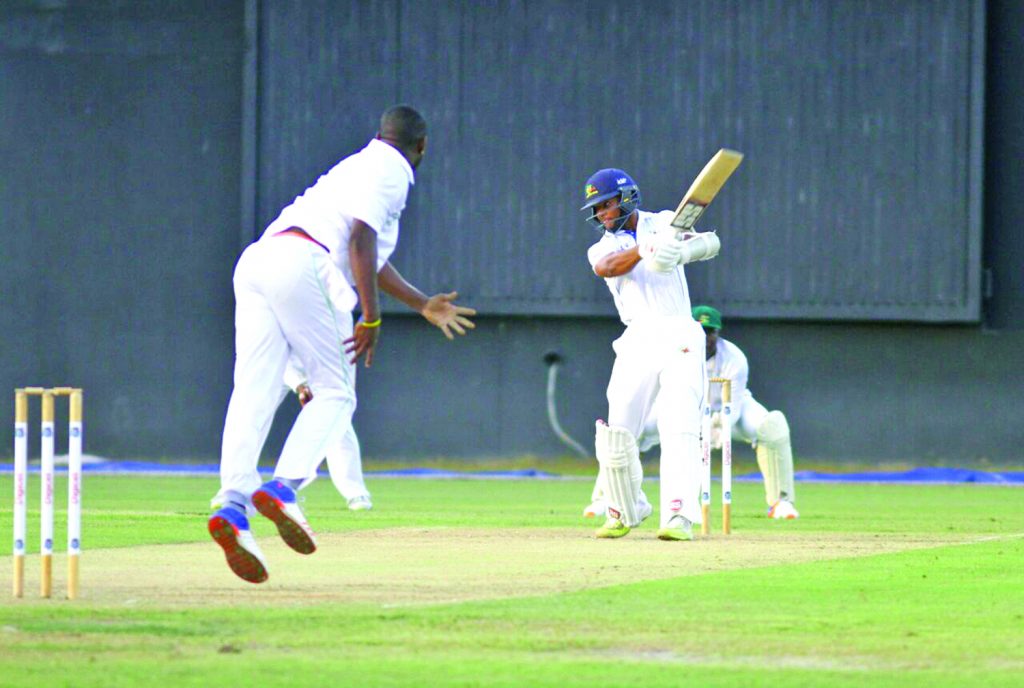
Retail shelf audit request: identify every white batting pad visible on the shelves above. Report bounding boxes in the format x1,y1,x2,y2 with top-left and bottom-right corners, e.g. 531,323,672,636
589,466,651,510
595,422,643,526
756,410,795,506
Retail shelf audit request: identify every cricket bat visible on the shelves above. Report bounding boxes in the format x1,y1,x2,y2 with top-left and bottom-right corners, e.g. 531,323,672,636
670,148,744,235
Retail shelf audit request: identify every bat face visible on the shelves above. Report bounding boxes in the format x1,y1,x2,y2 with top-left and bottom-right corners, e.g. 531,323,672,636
670,149,744,233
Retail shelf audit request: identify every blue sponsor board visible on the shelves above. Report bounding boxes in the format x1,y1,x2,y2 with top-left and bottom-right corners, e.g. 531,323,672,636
0,462,1021,484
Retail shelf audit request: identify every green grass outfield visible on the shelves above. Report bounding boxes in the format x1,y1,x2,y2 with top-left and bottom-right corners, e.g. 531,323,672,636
0,474,1022,687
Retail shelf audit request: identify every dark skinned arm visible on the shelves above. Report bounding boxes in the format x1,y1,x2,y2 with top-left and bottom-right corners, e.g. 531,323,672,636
379,262,476,340
344,220,381,366
594,246,642,278
378,262,428,312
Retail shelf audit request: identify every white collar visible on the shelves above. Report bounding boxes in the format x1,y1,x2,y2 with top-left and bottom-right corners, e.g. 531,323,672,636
367,138,416,186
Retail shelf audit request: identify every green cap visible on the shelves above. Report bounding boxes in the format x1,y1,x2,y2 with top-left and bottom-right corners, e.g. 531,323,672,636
692,305,723,330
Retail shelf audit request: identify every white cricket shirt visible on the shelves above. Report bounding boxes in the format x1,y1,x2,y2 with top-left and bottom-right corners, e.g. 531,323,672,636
587,210,693,325
705,336,750,411
262,138,416,285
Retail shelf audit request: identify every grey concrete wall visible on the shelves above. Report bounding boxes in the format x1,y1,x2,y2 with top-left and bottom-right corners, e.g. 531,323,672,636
985,0,1024,330
0,2,244,457
2,1,1023,466
253,314,1024,465
254,0,984,322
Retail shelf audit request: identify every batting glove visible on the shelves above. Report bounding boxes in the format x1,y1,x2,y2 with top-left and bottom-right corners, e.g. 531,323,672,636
639,230,686,273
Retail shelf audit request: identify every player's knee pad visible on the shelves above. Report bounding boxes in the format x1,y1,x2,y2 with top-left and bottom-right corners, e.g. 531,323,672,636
755,411,793,506
595,422,639,469
756,410,790,447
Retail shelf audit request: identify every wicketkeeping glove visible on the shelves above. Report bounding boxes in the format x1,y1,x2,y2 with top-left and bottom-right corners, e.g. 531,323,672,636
710,411,723,451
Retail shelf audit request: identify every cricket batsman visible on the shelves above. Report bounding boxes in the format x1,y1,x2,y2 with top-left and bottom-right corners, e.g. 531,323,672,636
585,305,800,520
581,168,722,540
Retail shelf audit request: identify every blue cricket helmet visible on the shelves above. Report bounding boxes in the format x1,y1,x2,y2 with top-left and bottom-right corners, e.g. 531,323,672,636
579,168,641,231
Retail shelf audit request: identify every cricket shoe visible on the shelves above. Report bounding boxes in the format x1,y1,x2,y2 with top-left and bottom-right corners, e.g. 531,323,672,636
208,508,269,584
252,480,317,554
657,515,694,541
768,500,799,520
595,515,630,539
595,504,634,538
347,495,373,511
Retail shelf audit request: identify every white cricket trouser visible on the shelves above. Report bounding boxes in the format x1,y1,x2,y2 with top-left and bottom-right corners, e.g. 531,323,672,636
606,316,706,527
324,426,370,499
217,235,357,501
641,390,769,446
730,392,769,444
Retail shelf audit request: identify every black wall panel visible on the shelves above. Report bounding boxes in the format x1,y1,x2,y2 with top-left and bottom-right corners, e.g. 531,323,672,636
255,0,984,322
0,1,244,457
2,1,1021,465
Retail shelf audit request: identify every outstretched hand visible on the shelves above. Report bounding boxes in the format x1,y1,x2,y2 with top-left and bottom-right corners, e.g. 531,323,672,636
422,291,476,340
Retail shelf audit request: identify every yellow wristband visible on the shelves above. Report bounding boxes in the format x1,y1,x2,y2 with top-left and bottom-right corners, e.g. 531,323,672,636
359,317,382,328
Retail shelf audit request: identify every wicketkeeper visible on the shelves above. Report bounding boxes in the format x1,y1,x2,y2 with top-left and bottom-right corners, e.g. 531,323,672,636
693,305,798,518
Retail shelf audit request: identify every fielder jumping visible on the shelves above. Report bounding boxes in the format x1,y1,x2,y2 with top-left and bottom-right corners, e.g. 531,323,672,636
208,105,475,584
581,168,721,540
